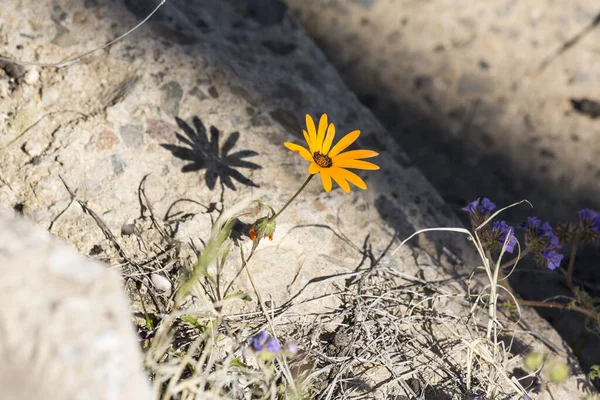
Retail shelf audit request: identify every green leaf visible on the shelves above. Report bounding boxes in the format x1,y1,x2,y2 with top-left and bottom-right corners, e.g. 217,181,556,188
180,315,204,330
589,365,600,381
230,356,250,369
223,290,252,302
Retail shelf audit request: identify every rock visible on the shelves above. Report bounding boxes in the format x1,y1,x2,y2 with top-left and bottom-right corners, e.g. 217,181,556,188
23,68,40,85
111,154,127,175
0,208,151,399
51,25,78,47
151,273,171,292
119,124,144,148
41,86,60,106
160,81,183,117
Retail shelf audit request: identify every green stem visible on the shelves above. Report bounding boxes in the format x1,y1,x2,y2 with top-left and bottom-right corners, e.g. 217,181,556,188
566,238,579,290
270,174,314,221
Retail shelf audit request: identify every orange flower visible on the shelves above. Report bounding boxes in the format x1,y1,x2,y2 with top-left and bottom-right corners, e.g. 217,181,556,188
284,114,379,192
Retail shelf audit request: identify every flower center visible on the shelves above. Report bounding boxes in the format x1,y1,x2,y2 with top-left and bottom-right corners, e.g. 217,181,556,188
313,152,333,168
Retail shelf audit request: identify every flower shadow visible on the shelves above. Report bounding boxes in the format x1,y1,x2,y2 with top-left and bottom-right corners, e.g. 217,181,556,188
161,116,261,191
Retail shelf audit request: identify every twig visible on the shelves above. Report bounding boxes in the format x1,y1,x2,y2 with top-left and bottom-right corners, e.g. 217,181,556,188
566,238,579,290
516,299,600,322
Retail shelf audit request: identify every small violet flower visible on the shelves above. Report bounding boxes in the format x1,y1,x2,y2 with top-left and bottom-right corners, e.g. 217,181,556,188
247,331,295,358
579,208,600,233
285,343,298,355
264,336,281,353
462,197,496,215
521,216,563,270
541,248,564,271
248,331,271,352
492,221,517,253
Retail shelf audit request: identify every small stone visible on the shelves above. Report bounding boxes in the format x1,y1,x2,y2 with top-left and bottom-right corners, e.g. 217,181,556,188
121,219,135,236
145,119,178,144
22,140,45,158
208,86,219,98
23,69,39,85
96,130,119,151
42,86,60,106
119,124,144,148
151,274,171,292
111,154,127,175
160,81,183,117
51,25,78,47
190,86,208,101
0,80,10,98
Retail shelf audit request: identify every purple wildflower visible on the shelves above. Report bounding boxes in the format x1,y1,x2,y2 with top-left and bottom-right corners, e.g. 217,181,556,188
492,221,517,253
579,208,600,233
524,216,541,229
541,222,560,248
249,331,270,352
521,216,562,257
285,343,299,355
541,248,564,270
264,336,281,353
248,331,282,354
462,197,496,215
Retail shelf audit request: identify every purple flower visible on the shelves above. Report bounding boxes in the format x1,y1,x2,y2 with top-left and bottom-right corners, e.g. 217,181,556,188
492,221,517,253
526,217,542,229
249,331,270,352
462,198,496,215
248,331,282,354
541,222,560,248
541,248,564,270
522,217,561,249
579,208,600,233
264,337,281,353
285,343,298,354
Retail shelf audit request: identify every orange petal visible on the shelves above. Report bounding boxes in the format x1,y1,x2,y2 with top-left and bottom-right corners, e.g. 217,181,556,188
308,162,320,174
303,130,315,154
320,169,332,192
334,167,367,190
328,130,360,158
321,123,336,155
284,142,312,162
333,149,379,161
315,114,328,152
330,169,351,193
334,159,380,170
305,114,317,153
